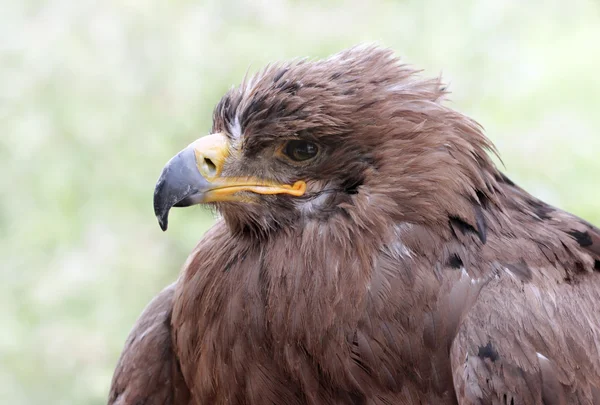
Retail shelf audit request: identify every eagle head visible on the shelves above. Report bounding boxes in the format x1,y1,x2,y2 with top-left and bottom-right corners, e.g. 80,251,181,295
154,45,498,237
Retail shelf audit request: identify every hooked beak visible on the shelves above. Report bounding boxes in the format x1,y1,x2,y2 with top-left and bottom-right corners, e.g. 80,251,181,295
153,133,306,231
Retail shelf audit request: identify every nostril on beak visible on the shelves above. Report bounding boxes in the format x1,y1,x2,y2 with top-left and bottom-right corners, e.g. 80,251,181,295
202,157,217,177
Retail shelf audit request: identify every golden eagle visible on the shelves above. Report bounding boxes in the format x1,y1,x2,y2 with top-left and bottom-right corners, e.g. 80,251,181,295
108,45,600,405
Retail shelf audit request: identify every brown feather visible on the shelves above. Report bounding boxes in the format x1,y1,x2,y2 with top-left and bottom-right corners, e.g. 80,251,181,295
108,284,191,405
110,45,600,405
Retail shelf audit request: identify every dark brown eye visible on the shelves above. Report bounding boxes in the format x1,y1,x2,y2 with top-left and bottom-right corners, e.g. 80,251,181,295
282,140,319,162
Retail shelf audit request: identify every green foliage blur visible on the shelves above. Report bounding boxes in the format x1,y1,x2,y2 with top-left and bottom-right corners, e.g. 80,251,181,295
1,0,599,403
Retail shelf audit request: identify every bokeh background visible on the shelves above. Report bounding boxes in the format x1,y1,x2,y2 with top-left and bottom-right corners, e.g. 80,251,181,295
2,0,599,403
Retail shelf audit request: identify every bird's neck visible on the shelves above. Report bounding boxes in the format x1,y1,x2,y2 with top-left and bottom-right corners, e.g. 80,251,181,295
175,215,392,342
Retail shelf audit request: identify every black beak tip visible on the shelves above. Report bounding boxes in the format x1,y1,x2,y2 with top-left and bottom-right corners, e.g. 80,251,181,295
157,213,168,232
154,178,171,232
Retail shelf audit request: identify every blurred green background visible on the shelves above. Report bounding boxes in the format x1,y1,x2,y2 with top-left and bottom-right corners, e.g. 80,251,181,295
1,0,599,403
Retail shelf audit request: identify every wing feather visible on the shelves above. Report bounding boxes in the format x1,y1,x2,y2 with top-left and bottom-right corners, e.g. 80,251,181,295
108,283,191,405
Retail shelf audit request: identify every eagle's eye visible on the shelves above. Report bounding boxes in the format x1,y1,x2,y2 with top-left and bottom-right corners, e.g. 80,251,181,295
282,140,319,162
